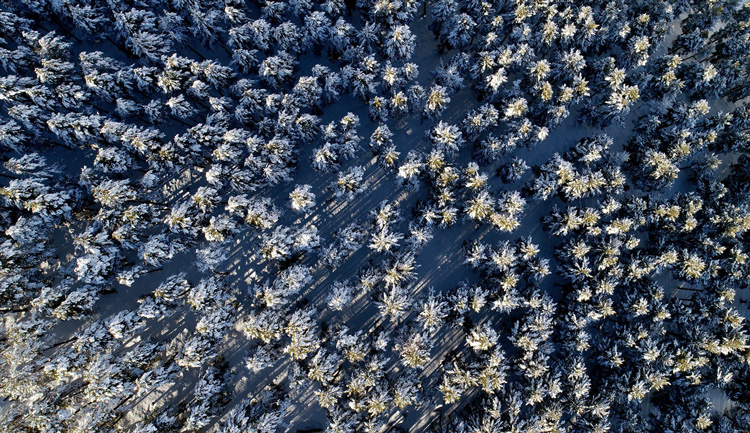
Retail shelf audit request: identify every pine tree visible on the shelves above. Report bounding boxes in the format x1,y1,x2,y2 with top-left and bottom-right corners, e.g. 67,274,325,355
467,321,499,351
384,25,416,62
444,13,476,49
259,52,297,89
423,85,450,119
395,328,432,369
326,280,355,311
289,184,316,213
332,166,365,200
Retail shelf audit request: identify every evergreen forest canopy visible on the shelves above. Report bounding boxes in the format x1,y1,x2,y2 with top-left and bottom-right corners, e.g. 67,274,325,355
0,0,749,431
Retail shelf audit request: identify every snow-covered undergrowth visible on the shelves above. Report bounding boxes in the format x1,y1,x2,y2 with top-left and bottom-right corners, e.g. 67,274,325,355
0,0,749,432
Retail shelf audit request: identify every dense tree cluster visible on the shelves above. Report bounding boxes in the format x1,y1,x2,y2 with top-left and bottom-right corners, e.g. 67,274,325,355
0,0,748,432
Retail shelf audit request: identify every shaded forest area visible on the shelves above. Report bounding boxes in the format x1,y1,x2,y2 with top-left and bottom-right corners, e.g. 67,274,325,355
0,0,749,432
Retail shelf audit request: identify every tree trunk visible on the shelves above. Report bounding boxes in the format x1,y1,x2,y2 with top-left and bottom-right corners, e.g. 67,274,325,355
43,335,78,352
0,306,30,313
186,44,207,61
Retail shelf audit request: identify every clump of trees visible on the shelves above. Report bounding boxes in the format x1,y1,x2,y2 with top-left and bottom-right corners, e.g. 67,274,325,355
0,0,748,432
